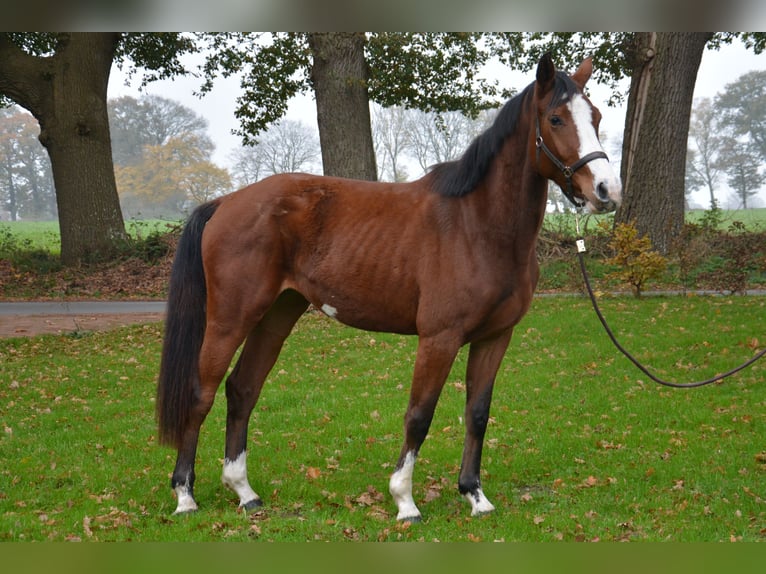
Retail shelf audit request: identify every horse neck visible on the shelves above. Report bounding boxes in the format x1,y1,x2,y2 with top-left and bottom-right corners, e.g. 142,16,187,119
470,120,548,257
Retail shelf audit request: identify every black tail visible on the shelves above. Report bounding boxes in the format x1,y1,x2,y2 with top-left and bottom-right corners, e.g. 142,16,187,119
157,200,220,448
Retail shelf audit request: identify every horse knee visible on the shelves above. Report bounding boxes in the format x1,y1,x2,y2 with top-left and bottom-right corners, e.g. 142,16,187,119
467,403,490,436
404,405,435,445
466,383,494,436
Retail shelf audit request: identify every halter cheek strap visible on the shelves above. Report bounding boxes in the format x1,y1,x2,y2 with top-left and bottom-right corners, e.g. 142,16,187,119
535,117,609,208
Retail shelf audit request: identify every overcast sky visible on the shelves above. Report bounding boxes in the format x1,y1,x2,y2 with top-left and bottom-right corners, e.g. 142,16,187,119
108,37,766,207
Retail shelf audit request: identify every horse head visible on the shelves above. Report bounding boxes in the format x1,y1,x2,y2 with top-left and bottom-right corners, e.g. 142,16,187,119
533,53,622,213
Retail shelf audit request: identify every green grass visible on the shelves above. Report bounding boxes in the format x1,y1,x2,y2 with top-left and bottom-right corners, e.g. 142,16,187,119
1,297,765,542
686,208,766,230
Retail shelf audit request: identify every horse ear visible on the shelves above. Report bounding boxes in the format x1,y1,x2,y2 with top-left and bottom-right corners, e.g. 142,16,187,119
536,52,556,95
571,57,593,89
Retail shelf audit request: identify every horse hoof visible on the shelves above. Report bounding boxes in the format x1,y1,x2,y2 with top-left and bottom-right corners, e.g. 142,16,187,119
241,498,263,512
397,515,422,524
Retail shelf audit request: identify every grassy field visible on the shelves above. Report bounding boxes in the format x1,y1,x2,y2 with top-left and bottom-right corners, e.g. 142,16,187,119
0,219,181,255
1,296,765,542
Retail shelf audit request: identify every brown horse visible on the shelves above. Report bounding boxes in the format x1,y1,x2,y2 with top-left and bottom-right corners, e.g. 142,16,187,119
156,54,621,521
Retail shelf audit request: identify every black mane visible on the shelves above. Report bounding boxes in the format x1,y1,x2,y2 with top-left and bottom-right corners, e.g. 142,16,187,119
429,71,581,198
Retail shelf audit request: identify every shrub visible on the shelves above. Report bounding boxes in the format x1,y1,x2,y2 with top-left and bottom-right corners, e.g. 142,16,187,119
604,220,667,298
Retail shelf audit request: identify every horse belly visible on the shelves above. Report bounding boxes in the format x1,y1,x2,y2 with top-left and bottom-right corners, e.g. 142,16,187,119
290,238,422,334
293,268,420,335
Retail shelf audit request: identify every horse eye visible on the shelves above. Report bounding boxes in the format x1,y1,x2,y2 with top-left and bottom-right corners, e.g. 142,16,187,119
550,115,563,127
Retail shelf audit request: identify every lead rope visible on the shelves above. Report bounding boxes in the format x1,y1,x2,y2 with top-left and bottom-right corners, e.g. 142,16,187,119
574,213,766,388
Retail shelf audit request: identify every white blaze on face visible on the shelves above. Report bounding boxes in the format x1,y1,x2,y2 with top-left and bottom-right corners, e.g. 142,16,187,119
568,94,622,209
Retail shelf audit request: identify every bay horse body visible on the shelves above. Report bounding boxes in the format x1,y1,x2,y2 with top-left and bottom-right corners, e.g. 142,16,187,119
156,54,622,520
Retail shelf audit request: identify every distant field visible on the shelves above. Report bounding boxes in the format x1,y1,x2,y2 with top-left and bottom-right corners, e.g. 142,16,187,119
0,219,182,255
542,208,766,237
686,208,766,230
2,210,765,255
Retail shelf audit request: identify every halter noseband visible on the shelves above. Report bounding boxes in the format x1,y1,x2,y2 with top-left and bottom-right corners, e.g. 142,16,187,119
535,117,609,208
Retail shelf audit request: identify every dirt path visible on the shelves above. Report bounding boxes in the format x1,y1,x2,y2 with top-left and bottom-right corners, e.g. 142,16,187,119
0,312,165,338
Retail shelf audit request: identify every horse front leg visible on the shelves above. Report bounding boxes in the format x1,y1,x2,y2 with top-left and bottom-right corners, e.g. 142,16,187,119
458,329,513,516
389,333,461,522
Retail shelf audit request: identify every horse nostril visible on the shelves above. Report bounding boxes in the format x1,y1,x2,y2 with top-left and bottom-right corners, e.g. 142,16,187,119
596,182,610,202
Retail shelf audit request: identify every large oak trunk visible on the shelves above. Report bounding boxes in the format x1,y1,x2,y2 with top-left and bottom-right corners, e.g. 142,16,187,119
0,33,127,265
617,32,712,254
308,33,378,181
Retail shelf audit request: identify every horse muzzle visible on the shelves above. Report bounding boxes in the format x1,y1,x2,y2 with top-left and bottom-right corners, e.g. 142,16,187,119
585,178,621,213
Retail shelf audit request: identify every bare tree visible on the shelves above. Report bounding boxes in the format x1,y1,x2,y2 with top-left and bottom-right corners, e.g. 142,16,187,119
229,119,320,188
686,97,723,209
406,109,495,175
372,104,411,182
0,107,55,220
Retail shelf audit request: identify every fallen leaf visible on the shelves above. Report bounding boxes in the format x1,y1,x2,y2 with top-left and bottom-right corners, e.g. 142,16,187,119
467,533,482,542
355,485,384,506
520,492,533,503
83,515,93,538
305,466,321,480
582,475,599,488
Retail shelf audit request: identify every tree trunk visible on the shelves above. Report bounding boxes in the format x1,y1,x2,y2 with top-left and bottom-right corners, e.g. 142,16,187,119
617,32,713,254
308,33,378,181
0,33,127,265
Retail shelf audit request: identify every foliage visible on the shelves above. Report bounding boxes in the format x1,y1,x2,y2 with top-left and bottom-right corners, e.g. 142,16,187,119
1,298,765,541
365,33,514,117
115,135,231,219
198,33,524,145
697,222,766,295
108,94,211,168
717,139,763,209
0,223,59,273
714,69,766,162
515,33,766,107
603,221,668,298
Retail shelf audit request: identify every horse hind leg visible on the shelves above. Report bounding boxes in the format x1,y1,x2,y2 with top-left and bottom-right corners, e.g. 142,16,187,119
221,290,309,510
171,325,247,514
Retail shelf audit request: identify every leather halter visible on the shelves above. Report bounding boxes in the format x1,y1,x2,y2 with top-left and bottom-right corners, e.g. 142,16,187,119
535,117,609,208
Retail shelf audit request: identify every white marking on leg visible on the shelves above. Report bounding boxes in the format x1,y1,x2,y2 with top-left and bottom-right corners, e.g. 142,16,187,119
173,481,198,514
389,451,421,521
222,451,260,508
320,304,337,318
464,487,495,516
